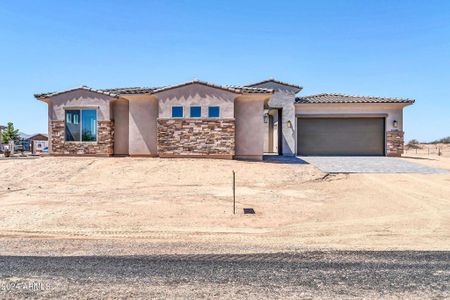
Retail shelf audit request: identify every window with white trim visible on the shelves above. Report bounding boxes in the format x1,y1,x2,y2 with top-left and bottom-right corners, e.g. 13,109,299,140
190,106,201,118
172,106,184,118
208,106,220,118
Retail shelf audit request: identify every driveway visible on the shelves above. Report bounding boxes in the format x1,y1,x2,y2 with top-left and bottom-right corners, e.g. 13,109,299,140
297,156,449,173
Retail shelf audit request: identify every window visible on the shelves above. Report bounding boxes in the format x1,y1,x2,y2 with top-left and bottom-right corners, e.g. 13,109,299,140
65,109,97,142
208,106,220,118
172,106,184,118
190,106,201,118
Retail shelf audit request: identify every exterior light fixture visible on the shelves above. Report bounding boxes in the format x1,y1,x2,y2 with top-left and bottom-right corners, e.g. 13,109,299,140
393,120,398,128
287,120,292,128
264,113,269,123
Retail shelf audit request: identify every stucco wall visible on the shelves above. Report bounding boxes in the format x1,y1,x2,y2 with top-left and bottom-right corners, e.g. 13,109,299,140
235,96,265,160
295,103,405,131
47,89,114,121
42,89,115,156
248,82,297,156
112,98,129,155
156,84,237,119
126,95,158,156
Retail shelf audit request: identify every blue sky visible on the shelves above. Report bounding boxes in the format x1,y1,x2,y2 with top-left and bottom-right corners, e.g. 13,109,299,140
0,0,449,142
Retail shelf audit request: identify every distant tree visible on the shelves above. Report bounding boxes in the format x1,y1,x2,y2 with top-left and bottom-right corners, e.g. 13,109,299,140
431,136,450,144
1,122,20,145
406,139,420,149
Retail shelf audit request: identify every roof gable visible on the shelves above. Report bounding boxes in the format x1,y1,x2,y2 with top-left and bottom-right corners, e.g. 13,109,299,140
246,79,302,93
34,86,119,100
152,80,243,94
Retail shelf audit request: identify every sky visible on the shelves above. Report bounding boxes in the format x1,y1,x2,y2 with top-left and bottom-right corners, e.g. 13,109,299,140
0,0,449,142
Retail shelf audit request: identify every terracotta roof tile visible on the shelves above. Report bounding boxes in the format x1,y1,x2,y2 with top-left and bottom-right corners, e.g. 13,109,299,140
34,86,119,99
296,93,414,104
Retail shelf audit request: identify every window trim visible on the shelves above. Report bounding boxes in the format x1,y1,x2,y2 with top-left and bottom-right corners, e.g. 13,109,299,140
208,106,221,118
189,105,202,119
171,106,184,119
64,108,98,143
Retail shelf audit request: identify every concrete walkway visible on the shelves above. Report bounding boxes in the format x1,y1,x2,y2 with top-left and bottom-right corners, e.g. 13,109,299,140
296,156,448,174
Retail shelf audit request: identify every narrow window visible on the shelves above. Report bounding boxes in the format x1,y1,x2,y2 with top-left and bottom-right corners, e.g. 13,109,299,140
65,110,81,141
81,110,97,141
208,106,220,118
190,106,201,118
172,106,184,118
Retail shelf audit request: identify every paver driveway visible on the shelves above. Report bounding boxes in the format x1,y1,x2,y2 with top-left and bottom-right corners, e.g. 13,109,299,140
297,156,448,173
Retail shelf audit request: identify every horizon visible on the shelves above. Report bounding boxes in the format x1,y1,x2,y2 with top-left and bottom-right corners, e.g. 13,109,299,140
1,0,449,142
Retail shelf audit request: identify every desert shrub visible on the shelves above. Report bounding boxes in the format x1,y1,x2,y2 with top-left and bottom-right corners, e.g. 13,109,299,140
406,139,421,149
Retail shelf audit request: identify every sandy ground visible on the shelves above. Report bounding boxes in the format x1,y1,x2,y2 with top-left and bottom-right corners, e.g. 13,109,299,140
0,155,449,254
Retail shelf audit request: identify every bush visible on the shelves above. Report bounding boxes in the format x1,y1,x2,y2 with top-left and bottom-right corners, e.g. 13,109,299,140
406,139,420,149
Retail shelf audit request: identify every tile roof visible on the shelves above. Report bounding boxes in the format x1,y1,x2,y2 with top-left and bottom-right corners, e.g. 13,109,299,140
226,85,274,94
296,93,415,104
246,78,303,91
152,80,274,94
100,87,159,95
34,85,119,99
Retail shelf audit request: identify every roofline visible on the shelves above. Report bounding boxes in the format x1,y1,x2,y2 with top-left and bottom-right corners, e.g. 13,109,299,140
34,86,119,100
246,78,303,92
151,80,273,95
295,93,415,104
152,80,240,94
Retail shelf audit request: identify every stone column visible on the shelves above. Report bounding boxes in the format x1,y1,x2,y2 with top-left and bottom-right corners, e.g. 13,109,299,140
386,130,404,157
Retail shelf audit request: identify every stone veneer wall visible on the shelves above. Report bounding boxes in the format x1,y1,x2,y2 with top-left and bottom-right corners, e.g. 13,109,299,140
157,119,235,157
386,130,404,157
50,120,114,156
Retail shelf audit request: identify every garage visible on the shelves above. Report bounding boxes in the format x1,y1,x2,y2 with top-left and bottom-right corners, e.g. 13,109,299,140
297,117,385,156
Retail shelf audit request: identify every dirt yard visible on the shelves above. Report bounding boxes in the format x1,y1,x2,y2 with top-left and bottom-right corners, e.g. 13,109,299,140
0,156,449,254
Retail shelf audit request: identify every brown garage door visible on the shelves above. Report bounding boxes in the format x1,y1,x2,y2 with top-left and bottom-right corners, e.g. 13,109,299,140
297,118,385,156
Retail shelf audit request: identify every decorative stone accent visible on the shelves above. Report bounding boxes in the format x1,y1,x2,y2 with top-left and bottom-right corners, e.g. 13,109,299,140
157,119,235,158
50,120,114,156
386,130,404,157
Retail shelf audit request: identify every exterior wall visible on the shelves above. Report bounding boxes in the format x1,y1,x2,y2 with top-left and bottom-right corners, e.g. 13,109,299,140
157,84,236,119
48,89,113,121
235,96,266,160
127,95,158,156
50,120,114,156
157,119,235,158
112,98,129,155
44,89,115,156
296,103,408,156
248,82,297,156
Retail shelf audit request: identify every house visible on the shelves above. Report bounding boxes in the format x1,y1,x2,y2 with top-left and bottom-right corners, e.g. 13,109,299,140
34,79,414,159
26,134,49,154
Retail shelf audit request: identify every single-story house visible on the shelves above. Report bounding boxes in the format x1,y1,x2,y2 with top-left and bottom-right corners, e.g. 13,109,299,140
27,134,49,154
35,79,414,159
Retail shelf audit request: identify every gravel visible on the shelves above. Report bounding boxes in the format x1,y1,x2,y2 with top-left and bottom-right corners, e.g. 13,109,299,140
0,251,449,299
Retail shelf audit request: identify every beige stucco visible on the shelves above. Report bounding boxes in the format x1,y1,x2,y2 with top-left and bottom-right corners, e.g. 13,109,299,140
125,94,158,156
295,103,407,132
235,95,268,160
112,98,129,155
47,89,114,121
249,82,298,156
156,83,237,119
42,89,115,155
